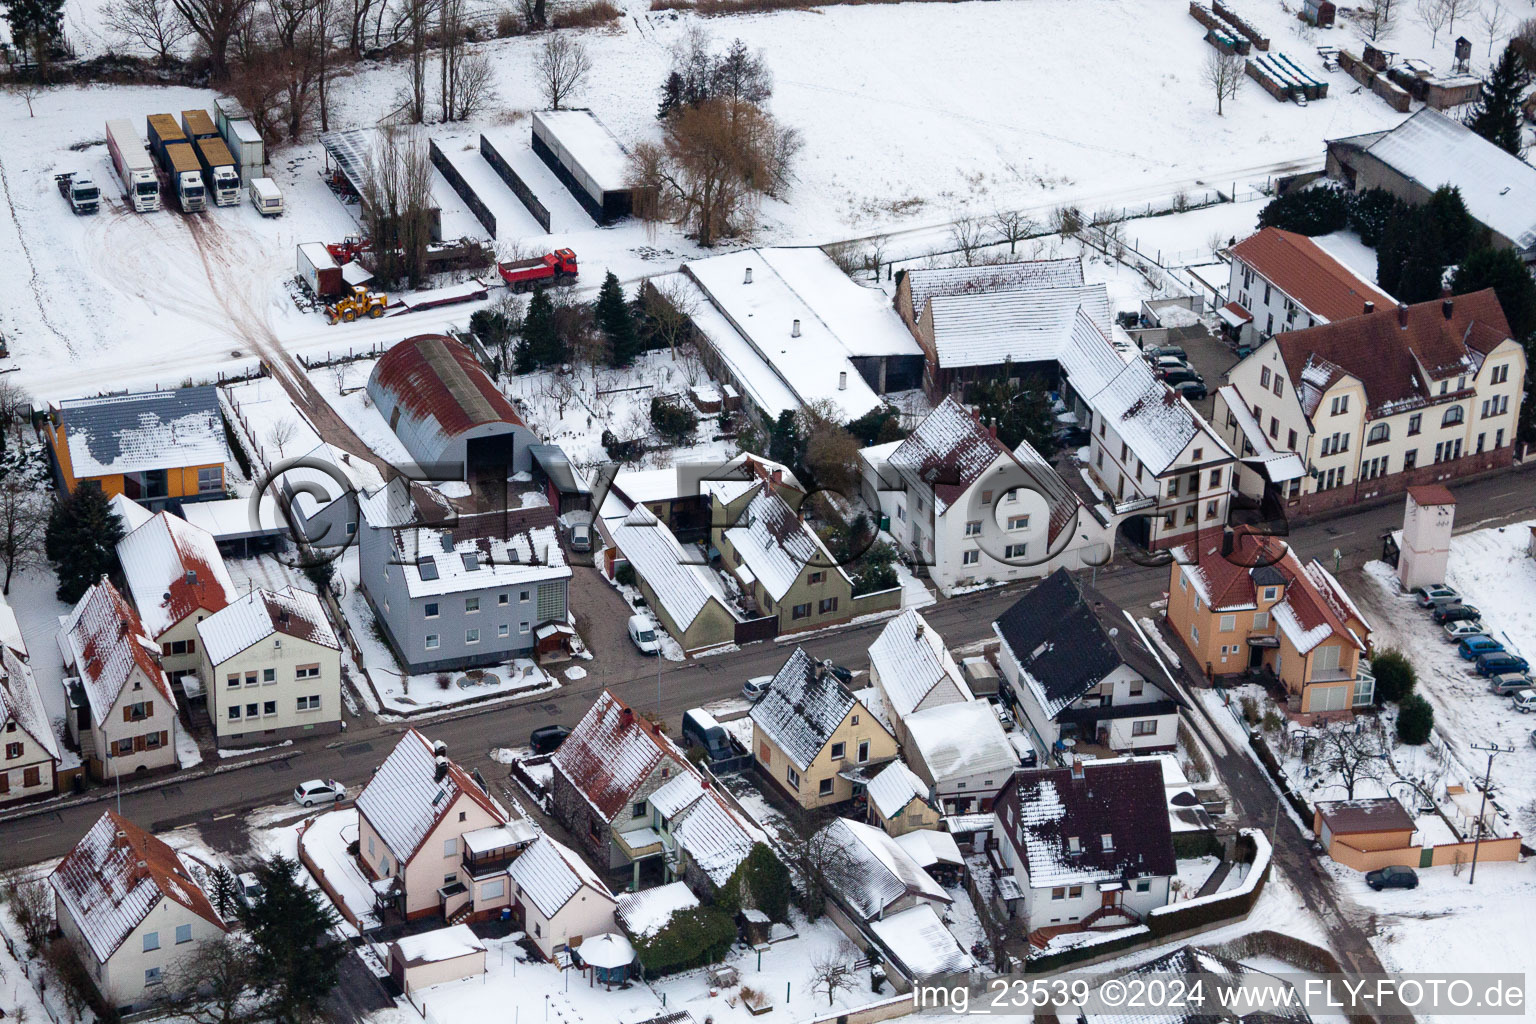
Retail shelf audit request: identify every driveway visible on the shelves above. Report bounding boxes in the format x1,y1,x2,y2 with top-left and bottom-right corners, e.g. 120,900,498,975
566,565,655,686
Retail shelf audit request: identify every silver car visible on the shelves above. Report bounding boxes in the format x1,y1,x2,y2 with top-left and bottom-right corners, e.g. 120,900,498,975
1444,620,1489,641
1489,673,1535,696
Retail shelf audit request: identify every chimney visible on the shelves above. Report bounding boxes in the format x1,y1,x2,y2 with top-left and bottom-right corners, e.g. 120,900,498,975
620,706,634,723
277,610,290,625
1070,758,1085,780
701,777,711,790
1442,296,1454,321
1397,302,1409,328
743,267,753,285
1363,300,1374,315
987,419,998,439
434,755,449,783
915,620,925,641
433,739,447,758
185,570,197,586
838,371,847,391
791,319,801,338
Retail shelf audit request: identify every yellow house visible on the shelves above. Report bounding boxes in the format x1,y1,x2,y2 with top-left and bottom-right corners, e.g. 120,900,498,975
1168,528,1375,718
864,760,940,836
749,647,896,809
46,387,229,506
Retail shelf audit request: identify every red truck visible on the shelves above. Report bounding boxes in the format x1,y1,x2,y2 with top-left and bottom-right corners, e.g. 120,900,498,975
497,249,579,292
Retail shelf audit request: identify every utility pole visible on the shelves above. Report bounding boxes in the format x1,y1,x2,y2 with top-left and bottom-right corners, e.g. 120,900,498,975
1468,742,1513,885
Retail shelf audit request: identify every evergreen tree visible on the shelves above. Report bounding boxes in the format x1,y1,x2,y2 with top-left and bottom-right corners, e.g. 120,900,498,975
1346,188,1399,247
594,271,641,367
1395,693,1435,745
515,288,565,372
2,0,65,73
767,409,802,470
1424,185,1478,266
44,482,122,603
1256,187,1350,236
1370,649,1416,703
963,363,1059,457
1452,246,1536,341
242,855,345,1023
1465,44,1526,156
656,70,685,120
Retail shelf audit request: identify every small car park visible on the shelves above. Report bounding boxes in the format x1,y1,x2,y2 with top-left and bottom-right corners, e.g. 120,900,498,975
293,779,347,806
1161,368,1205,389
1365,865,1419,891
627,614,661,655
1477,652,1529,677
1414,585,1460,608
1486,674,1534,696
1458,635,1504,660
1432,604,1481,625
530,724,571,755
1141,345,1187,362
1172,380,1209,401
1443,620,1488,641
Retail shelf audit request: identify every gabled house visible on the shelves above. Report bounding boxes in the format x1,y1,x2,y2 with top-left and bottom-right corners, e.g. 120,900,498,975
549,690,689,885
813,817,951,925
1223,227,1393,346
865,398,1108,597
867,610,971,748
991,759,1175,936
0,645,60,804
353,729,510,922
865,760,941,836
196,586,343,746
647,772,765,895
1213,290,1525,518
993,569,1183,761
57,580,180,781
749,647,897,810
507,833,618,962
1168,529,1374,718
50,812,226,1013
607,505,739,655
902,700,1020,815
116,510,238,683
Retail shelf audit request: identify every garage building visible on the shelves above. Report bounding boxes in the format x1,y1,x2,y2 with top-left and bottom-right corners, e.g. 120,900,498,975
531,109,652,224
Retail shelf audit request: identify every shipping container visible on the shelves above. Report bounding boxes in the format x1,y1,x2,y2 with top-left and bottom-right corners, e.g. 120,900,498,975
164,142,207,212
297,242,343,298
105,119,160,213
145,113,186,169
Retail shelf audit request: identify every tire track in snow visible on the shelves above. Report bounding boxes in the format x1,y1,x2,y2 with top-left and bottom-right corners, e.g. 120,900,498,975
0,151,75,353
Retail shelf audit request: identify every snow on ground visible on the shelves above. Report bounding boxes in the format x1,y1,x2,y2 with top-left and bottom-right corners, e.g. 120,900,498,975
5,565,83,768
292,806,381,930
224,376,325,477
1173,855,1220,899
316,360,417,470
175,725,205,769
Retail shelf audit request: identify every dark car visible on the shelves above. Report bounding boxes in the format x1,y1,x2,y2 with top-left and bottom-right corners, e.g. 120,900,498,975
1172,380,1208,401
1477,652,1530,677
1162,368,1204,389
1054,426,1090,449
1365,865,1419,891
1142,345,1188,362
822,661,854,684
1432,603,1482,624
529,725,572,755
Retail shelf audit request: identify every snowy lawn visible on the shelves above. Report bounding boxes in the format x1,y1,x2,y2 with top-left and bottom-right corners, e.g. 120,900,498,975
294,806,382,931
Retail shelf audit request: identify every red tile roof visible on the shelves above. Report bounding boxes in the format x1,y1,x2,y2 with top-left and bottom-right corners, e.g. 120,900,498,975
552,690,684,820
1273,289,1512,419
61,580,175,722
371,334,525,437
1230,228,1394,323
1407,484,1457,506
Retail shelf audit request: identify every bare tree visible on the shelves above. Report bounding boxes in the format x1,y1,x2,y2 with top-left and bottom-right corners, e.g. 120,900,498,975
3,80,46,117
42,938,94,1021
808,942,859,1007
1417,0,1451,47
170,0,261,80
103,0,191,62
641,277,697,360
1358,0,1398,40
1477,1,1507,58
0,478,46,594
312,0,338,131
400,0,436,123
992,208,1035,254
438,0,464,121
1203,48,1245,116
161,935,263,1024
267,416,298,458
344,0,379,55
950,215,986,265
1,871,53,950
1311,722,1389,800
1443,0,1477,38
447,47,496,120
537,32,592,110
360,125,435,287
1050,204,1083,240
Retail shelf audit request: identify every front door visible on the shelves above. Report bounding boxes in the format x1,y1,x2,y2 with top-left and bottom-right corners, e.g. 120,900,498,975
1101,889,1120,908
1249,645,1264,670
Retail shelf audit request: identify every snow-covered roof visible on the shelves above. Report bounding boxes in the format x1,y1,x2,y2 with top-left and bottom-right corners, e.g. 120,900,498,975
197,586,339,666
281,442,386,519
49,811,224,963
462,819,538,855
904,700,1018,786
180,496,285,540
648,773,764,885
552,690,684,820
378,505,571,599
866,760,932,820
868,611,971,721
662,273,802,423
1087,358,1222,476
894,829,964,869
108,493,155,534
1360,108,1536,254
816,817,949,921
576,932,635,970
724,487,848,602
1081,945,1310,1024
354,730,505,866
610,506,733,632
509,833,614,919
924,284,1111,370
392,924,486,965
0,646,59,761
58,579,175,724
615,881,698,939
55,386,228,479
751,648,880,772
887,397,1012,516
1218,384,1307,483
1057,308,1136,400
904,258,1085,320
751,247,921,358
532,109,633,194
683,249,887,423
116,512,238,639
867,904,974,980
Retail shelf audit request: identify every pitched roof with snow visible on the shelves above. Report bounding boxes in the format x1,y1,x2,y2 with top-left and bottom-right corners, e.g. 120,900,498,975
647,773,764,885
49,811,224,962
108,493,155,535
615,880,699,938
894,829,964,869
1085,945,1311,1024
868,610,971,720
116,512,238,638
1089,358,1223,476
1271,289,1511,420
816,817,950,920
888,398,1011,515
392,923,486,965
552,691,683,821
381,505,571,599
903,258,1085,321
54,386,228,479
867,760,932,820
58,580,174,723
868,904,974,981
0,646,59,761
1230,228,1393,323
197,586,340,666
1315,797,1416,835
904,701,1018,785
995,760,1176,887
609,506,734,632
354,730,505,866
508,833,614,919
750,648,882,772
925,284,1112,370
723,487,847,602
993,570,1176,718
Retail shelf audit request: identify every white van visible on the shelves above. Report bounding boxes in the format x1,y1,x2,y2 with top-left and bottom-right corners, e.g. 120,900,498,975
249,176,284,217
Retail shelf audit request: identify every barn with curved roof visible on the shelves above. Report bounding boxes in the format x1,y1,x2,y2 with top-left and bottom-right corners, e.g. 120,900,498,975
367,335,536,479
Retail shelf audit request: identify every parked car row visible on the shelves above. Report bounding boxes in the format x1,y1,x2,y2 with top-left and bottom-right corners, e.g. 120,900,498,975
1416,584,1533,703
1140,345,1208,399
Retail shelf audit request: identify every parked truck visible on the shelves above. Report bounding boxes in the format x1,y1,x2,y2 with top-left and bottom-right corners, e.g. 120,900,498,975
249,177,283,216
496,249,579,291
55,172,100,214
214,97,266,184
163,142,207,212
105,119,160,212
145,113,186,167
181,108,218,141
193,136,240,206
298,242,344,299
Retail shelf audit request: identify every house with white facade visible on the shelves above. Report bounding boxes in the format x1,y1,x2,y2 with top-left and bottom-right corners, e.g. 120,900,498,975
813,817,951,926
866,610,971,748
1221,227,1393,346
196,586,343,747
865,398,1111,596
116,510,237,684
353,729,512,922
50,812,226,1013
508,833,618,962
1214,290,1526,519
902,700,1021,815
0,644,60,804
647,771,765,897
991,759,1175,936
993,569,1183,762
58,580,180,781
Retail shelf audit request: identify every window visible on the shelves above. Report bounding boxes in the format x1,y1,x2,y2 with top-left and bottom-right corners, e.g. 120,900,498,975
499,594,509,606
261,668,276,684
1209,469,1222,488
197,466,223,494
1287,428,1297,450
228,706,241,720
1167,477,1179,498
297,695,320,711
962,549,979,565
980,489,993,504
465,596,480,614
1262,585,1279,602
1442,406,1464,427
246,703,258,718
1051,887,1066,900
858,740,869,762
965,521,981,536
1253,611,1270,629
1129,679,1144,697
1273,375,1283,398
145,967,164,986
3,742,20,759
1219,614,1236,632
245,671,258,687
519,590,530,603
296,664,320,680
175,924,193,944
443,837,458,857
1368,423,1389,445
632,800,647,819
125,701,150,721
425,602,439,618
465,628,480,645
166,639,193,656
425,634,440,650
1068,885,1083,899
1005,489,1019,503
830,742,845,760
818,597,839,614
416,557,438,581
263,701,276,716
461,552,480,572
1005,543,1029,558
1330,395,1349,416
498,624,509,638
1132,720,1158,736
1205,500,1218,520
1101,834,1114,851
1491,363,1509,384
1407,413,1422,436
1352,674,1375,707
1439,380,1448,396
520,621,530,634
808,571,826,584
226,674,239,689
1260,367,1271,389
1007,515,1030,530
785,766,800,790
818,778,834,797
791,603,812,620
1403,449,1418,470
1067,836,1080,853
144,931,160,952
1136,880,1151,893
1190,624,1200,644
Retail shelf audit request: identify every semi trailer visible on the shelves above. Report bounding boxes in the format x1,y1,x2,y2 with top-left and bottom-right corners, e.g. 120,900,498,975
162,142,207,212
104,119,160,212
194,136,240,206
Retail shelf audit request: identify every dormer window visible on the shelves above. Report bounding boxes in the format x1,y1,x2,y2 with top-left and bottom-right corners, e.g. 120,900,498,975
1067,836,1080,853
1262,586,1278,602
1101,833,1114,851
